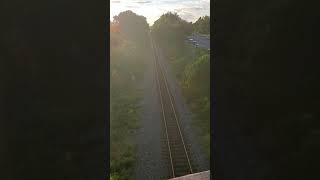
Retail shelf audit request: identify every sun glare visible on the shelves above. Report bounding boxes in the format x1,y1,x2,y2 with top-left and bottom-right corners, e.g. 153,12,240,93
110,0,210,25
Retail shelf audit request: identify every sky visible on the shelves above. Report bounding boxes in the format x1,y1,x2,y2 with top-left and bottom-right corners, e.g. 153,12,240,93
110,0,210,25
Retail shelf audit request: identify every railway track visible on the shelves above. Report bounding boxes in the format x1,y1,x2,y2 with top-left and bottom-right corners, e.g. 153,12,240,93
150,36,193,178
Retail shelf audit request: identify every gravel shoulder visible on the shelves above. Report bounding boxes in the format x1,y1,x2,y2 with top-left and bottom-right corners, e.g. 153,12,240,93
135,50,167,179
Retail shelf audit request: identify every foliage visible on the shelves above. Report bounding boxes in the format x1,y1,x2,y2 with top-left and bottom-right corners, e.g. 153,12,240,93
113,10,149,47
170,47,211,157
151,12,193,55
193,16,210,34
152,12,211,159
183,53,210,95
181,49,210,157
110,11,151,180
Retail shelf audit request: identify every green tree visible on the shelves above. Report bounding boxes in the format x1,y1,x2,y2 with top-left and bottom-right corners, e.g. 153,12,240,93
151,12,193,54
113,10,149,47
110,11,152,179
193,16,210,34
184,53,210,96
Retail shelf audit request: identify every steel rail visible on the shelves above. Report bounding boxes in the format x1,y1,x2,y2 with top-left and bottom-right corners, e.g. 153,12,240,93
150,34,193,177
150,35,175,177
154,43,193,174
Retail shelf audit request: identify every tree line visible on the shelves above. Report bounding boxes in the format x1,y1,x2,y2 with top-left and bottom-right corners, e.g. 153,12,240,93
110,10,151,180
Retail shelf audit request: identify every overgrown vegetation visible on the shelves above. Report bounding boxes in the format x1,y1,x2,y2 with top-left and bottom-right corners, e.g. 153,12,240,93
152,12,193,56
111,10,210,179
193,16,210,34
182,48,210,157
110,10,150,180
151,13,210,158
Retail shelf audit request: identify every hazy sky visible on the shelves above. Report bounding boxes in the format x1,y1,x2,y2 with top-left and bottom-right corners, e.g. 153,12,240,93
110,0,210,25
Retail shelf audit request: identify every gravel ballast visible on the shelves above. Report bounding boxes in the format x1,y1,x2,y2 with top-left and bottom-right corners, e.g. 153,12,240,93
135,41,209,179
155,44,210,172
135,54,167,179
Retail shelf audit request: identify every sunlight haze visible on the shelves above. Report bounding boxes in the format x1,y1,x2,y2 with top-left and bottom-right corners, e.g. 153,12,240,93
111,0,210,25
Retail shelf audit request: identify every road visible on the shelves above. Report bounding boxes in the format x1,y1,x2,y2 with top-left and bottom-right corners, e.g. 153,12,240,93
186,33,210,49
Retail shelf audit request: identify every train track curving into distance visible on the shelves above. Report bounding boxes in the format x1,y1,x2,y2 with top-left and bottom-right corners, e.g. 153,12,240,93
150,34,193,179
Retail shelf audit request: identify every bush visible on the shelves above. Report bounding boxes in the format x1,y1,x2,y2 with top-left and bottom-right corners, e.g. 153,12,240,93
110,11,151,179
